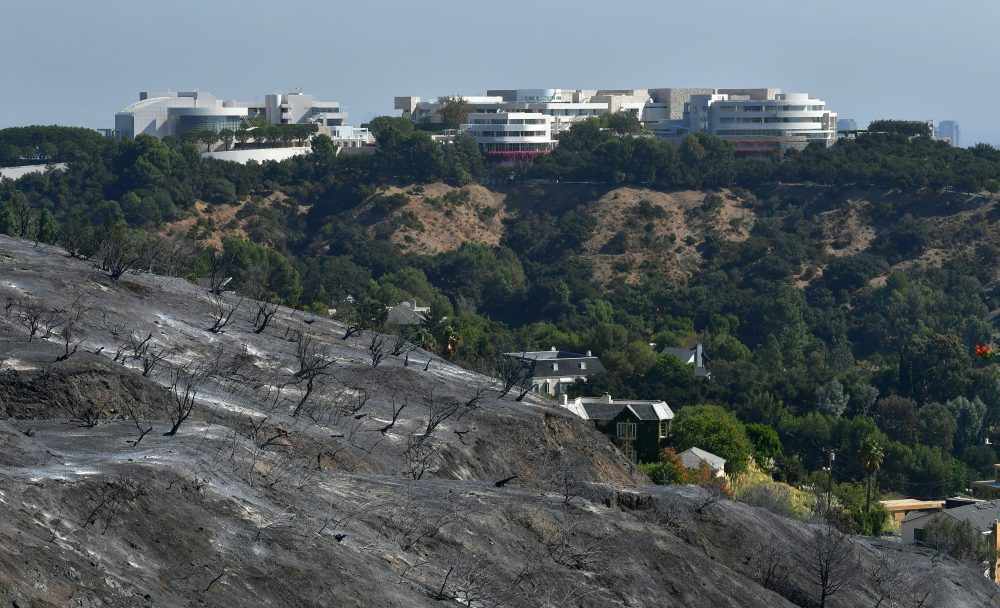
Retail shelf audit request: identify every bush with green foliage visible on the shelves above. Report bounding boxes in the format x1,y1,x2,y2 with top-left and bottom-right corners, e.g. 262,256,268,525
671,404,752,475
922,515,995,563
745,423,783,469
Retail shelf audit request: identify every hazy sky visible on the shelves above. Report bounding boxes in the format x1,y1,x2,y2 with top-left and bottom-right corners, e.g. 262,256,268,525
2,0,997,145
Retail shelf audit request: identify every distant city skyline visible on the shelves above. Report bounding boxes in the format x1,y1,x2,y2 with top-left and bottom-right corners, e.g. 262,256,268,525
2,0,997,146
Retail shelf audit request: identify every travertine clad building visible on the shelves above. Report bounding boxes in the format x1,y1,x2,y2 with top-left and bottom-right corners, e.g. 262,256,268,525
395,87,838,157
115,91,349,141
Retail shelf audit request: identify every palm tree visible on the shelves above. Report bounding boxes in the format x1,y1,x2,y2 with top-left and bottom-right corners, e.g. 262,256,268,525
861,436,884,514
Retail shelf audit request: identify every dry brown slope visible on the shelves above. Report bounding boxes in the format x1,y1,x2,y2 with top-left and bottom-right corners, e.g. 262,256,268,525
580,187,754,286
352,183,507,255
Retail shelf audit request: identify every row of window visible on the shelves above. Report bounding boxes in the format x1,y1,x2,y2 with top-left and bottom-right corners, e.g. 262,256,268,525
480,142,553,151
471,119,546,125
719,117,825,124
718,104,823,112
474,108,602,117
715,129,829,136
548,362,587,371
473,131,548,138
540,108,602,116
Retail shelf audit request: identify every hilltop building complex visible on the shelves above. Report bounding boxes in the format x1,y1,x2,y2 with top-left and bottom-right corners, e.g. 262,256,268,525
395,87,838,157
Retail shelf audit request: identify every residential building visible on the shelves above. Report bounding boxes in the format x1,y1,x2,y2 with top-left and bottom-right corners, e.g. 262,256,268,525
660,343,709,377
902,497,995,544
114,90,368,148
385,301,429,326
678,447,727,478
902,498,1000,581
936,120,961,147
559,393,673,463
504,347,605,396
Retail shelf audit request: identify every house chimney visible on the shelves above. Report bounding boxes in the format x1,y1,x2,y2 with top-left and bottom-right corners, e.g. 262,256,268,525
601,393,612,404
559,394,568,405
550,346,556,351
586,350,592,357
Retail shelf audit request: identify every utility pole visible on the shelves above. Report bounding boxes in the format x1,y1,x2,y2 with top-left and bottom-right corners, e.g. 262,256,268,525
826,449,836,512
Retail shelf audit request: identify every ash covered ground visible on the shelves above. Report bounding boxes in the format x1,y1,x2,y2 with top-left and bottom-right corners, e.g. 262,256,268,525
0,235,994,607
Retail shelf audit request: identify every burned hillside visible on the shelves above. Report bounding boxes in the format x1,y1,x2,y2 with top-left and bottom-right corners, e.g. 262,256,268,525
0,234,996,607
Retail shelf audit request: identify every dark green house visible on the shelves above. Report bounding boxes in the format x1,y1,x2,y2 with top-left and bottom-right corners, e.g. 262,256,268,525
559,394,674,463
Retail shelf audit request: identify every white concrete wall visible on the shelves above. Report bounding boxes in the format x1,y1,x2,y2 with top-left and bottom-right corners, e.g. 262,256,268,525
0,163,68,180
202,147,310,164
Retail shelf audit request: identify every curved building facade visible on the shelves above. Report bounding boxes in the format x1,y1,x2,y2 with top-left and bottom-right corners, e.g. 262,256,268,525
459,112,554,153
708,93,837,145
114,90,352,143
647,90,838,155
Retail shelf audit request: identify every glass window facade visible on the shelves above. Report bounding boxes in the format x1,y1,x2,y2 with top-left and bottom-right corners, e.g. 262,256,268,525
176,115,243,138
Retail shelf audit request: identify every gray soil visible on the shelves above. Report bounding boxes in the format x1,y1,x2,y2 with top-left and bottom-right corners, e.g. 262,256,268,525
0,235,995,607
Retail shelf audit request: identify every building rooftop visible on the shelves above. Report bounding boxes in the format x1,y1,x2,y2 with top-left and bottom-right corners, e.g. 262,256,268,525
661,343,710,377
678,447,726,471
904,498,1000,532
662,346,698,361
504,348,606,378
506,348,595,361
575,398,673,422
385,302,427,326
116,96,172,114
880,498,944,513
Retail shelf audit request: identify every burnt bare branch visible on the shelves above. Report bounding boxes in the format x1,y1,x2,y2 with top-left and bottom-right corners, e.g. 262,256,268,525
253,301,279,334
208,294,242,333
377,397,408,435
367,328,387,368
164,366,204,436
